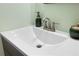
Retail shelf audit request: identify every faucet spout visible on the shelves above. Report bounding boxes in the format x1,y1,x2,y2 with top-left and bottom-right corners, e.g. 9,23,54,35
43,17,51,30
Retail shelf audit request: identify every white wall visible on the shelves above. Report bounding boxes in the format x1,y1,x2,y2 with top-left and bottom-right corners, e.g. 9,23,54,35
0,3,35,32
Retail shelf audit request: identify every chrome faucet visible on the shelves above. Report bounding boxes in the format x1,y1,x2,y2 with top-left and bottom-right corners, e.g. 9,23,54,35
42,17,59,32
43,17,51,30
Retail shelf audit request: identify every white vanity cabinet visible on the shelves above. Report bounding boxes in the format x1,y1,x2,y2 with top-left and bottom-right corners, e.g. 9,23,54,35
1,35,27,56
0,35,4,56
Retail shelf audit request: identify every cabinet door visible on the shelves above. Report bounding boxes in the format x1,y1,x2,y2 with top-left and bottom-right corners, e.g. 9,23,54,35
2,36,27,56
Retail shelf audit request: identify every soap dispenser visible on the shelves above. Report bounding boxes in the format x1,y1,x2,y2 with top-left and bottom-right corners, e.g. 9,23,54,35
35,12,42,27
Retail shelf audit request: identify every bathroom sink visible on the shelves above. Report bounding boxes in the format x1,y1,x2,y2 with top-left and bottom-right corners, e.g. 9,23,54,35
1,26,68,46
2,26,79,56
33,27,68,45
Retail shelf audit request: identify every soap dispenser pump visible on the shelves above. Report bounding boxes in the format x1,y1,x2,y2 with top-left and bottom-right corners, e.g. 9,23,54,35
35,12,42,27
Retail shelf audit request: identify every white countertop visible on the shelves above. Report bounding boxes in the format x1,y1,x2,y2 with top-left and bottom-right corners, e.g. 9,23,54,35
1,26,79,56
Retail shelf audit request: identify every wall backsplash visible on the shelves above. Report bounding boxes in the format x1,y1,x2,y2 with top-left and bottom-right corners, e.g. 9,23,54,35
36,3,79,32
0,3,79,33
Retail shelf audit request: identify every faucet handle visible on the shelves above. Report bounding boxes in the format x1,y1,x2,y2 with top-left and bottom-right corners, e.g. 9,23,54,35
50,22,59,32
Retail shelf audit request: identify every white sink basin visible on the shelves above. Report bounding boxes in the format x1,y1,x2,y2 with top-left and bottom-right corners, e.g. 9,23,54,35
33,27,68,45
1,26,68,46
2,26,79,56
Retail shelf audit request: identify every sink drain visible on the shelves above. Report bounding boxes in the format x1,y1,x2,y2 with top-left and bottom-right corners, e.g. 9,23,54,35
36,44,42,48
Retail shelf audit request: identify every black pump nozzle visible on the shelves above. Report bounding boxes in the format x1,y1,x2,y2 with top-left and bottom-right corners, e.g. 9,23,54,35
36,12,40,17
